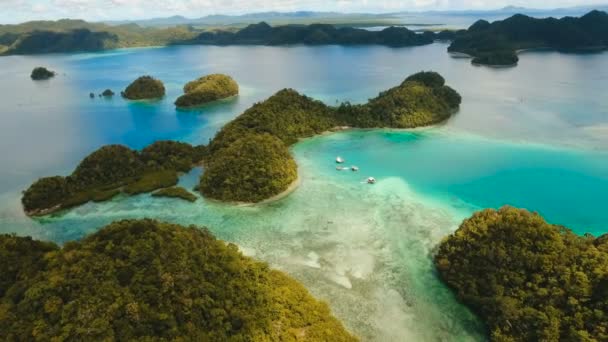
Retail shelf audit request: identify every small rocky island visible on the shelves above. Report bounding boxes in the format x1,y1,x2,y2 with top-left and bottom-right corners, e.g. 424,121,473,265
30,67,55,80
435,206,608,341
22,141,205,216
122,75,166,100
0,219,356,341
101,89,114,97
175,73,239,108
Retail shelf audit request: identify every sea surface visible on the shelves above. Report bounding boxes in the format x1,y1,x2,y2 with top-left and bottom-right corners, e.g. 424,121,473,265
0,42,607,341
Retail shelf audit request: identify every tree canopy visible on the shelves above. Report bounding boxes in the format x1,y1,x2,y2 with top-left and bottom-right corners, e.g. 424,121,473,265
122,76,166,100
22,141,204,216
0,219,356,341
174,74,239,108
448,10,608,66
435,207,608,341
30,67,55,80
201,133,298,202
192,22,435,47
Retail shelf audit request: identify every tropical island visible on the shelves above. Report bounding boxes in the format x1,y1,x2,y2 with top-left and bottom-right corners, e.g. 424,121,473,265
30,66,55,80
122,75,166,100
190,22,435,47
21,141,205,216
0,219,356,341
0,19,443,56
175,74,239,108
449,10,608,66
435,206,608,341
101,89,115,97
0,20,197,55
21,71,459,212
200,71,461,202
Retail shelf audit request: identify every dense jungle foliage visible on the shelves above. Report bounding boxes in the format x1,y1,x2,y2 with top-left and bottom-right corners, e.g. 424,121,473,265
22,72,460,208
201,71,460,202
0,219,356,341
435,207,608,341
208,88,335,153
122,76,166,100
30,67,55,80
449,10,608,66
152,186,198,202
21,141,204,216
192,22,435,47
201,133,298,202
337,71,461,128
174,74,239,108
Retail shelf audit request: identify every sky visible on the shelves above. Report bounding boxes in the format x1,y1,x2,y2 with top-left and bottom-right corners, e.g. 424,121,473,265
1,0,606,23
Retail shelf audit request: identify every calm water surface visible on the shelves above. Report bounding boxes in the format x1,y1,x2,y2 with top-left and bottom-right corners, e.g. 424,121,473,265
0,43,607,341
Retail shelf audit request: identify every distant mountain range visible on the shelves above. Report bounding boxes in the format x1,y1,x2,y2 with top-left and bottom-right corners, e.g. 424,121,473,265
101,5,608,27
104,12,393,28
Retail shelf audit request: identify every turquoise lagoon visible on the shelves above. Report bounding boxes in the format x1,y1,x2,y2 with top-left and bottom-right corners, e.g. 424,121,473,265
0,43,607,340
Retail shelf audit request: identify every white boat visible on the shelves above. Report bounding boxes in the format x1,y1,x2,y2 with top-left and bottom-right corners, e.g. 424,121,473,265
336,156,345,164
351,166,359,172
336,166,345,171
367,177,376,184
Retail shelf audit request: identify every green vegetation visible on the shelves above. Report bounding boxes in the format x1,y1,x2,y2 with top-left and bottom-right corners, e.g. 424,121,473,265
201,71,460,202
22,72,459,208
123,170,178,195
141,140,205,171
174,74,239,108
152,186,198,202
0,19,199,55
30,67,55,80
122,75,165,100
209,88,334,152
201,133,297,202
0,18,449,56
192,22,435,47
0,219,356,341
22,142,204,216
101,89,115,96
449,10,608,66
337,71,462,128
435,207,608,341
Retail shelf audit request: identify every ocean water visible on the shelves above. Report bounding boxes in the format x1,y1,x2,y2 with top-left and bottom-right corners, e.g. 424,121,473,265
0,43,607,340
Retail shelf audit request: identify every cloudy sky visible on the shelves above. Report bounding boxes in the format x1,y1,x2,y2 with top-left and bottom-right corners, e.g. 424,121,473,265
1,0,606,23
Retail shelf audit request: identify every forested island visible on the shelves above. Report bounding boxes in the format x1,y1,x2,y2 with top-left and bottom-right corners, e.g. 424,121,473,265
435,207,608,341
22,141,205,216
2,10,608,62
190,22,435,47
0,19,443,55
449,10,608,66
30,67,55,80
122,75,166,100
0,20,197,55
201,71,461,202
175,74,239,108
22,71,459,212
0,219,356,341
